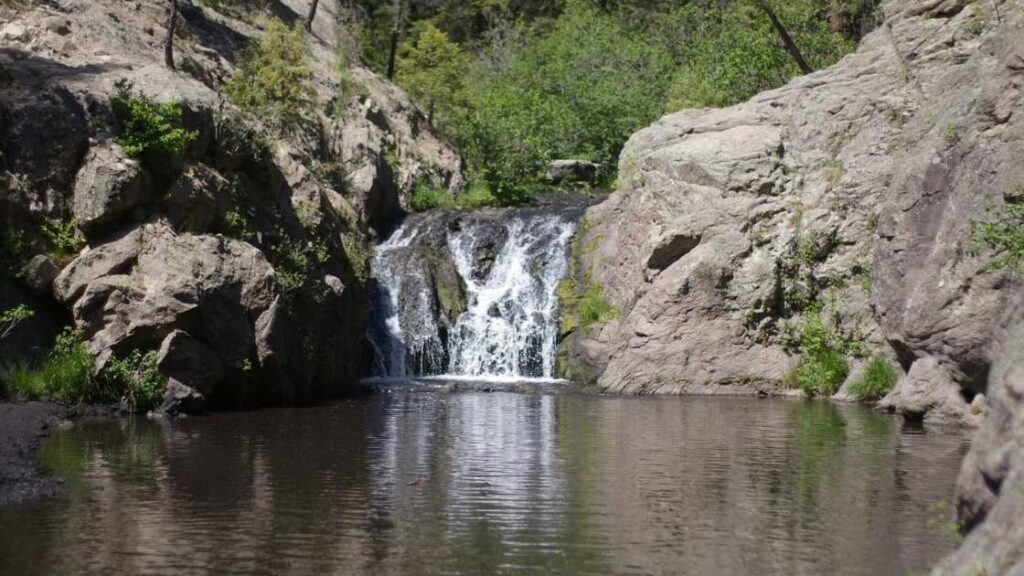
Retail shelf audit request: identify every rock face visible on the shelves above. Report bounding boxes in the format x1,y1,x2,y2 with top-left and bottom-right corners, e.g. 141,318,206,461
937,298,1024,575
0,0,462,406
561,0,1024,423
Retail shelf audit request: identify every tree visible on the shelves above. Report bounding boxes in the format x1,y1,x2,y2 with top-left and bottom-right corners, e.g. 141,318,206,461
165,0,178,70
306,0,320,31
753,0,811,74
387,0,402,79
396,24,467,123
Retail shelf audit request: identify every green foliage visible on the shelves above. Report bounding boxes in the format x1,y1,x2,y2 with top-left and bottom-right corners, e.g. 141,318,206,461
112,79,196,158
942,123,959,144
456,180,498,208
0,304,33,340
221,178,256,242
558,274,617,334
440,5,674,204
225,19,318,132
42,220,85,263
663,0,854,111
964,1,987,36
926,499,964,545
849,356,897,401
101,350,166,412
0,225,28,275
342,235,371,283
396,24,469,122
269,230,331,298
2,327,166,412
972,186,1024,272
410,180,455,212
785,310,850,398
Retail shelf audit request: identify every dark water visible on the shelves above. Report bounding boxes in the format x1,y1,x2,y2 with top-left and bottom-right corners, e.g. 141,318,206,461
0,390,969,576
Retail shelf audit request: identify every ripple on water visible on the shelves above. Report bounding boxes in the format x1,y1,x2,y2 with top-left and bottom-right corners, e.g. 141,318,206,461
0,393,969,576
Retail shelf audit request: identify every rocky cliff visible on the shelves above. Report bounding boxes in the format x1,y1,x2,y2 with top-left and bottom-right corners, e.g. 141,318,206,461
0,0,462,407
560,0,1023,571
562,0,1022,420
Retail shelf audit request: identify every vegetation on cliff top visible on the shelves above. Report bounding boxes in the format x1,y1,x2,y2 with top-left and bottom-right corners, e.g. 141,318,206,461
368,0,880,205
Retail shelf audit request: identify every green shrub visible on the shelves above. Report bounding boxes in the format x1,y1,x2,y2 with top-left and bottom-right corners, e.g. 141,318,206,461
786,310,850,398
225,19,317,132
2,327,166,412
42,220,85,263
456,179,498,209
0,304,34,340
972,186,1024,272
410,181,454,212
112,79,196,158
101,350,166,412
849,356,897,401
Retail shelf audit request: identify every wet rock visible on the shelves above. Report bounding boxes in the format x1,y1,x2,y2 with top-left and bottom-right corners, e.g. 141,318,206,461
72,143,153,236
156,330,225,395
155,378,207,416
879,356,969,424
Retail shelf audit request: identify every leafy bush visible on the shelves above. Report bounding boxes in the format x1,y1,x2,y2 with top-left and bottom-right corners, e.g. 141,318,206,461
972,186,1024,272
0,304,34,340
42,220,85,263
225,19,318,132
410,181,454,212
456,180,498,209
786,310,850,397
3,327,166,412
849,356,897,401
112,79,196,158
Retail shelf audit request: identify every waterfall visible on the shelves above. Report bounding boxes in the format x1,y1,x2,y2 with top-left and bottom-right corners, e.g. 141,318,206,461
368,209,577,381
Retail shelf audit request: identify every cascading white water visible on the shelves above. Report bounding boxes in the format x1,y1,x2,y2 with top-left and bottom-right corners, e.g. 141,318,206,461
369,211,576,381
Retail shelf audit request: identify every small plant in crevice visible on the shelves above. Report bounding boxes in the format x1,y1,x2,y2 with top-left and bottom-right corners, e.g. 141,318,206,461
971,186,1024,273
221,178,257,243
849,355,897,401
342,235,371,283
941,123,959,144
42,219,86,263
268,229,331,301
964,1,987,36
112,79,196,159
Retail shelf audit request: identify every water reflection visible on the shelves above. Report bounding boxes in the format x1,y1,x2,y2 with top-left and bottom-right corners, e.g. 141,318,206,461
0,394,968,576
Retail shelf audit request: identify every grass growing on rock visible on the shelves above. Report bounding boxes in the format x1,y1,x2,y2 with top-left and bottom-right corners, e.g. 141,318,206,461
972,185,1024,272
410,180,454,212
849,356,897,401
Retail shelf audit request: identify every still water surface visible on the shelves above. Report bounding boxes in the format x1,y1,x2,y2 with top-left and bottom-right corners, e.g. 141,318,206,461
0,390,968,576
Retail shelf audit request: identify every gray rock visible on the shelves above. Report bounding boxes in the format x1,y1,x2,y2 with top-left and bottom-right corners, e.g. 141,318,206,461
155,378,207,416
156,330,225,395
561,0,1024,417
162,163,228,233
72,143,152,236
935,303,1024,575
21,255,60,295
544,160,601,186
879,356,969,423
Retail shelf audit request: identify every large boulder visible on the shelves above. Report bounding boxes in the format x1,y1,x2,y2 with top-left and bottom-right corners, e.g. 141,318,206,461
935,303,1024,575
72,143,152,236
54,223,277,402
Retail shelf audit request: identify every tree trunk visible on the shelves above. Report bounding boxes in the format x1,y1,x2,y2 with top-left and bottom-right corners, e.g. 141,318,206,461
164,0,177,70
829,0,846,35
386,0,401,80
756,0,812,75
305,0,319,31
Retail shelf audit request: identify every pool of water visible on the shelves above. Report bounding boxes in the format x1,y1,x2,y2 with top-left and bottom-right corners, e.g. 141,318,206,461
0,390,969,575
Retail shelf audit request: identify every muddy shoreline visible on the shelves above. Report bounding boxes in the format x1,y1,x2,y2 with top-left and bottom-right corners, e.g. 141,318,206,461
0,401,119,506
